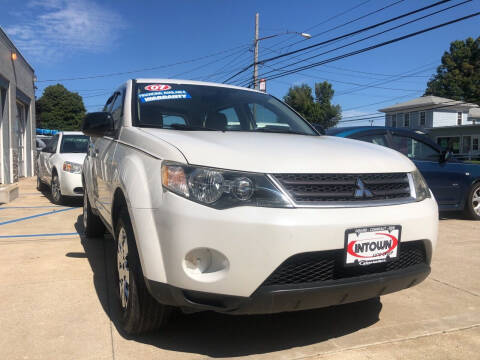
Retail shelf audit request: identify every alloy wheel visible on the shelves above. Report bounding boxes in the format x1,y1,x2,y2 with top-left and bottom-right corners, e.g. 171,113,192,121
117,227,130,309
472,185,480,216
51,176,61,202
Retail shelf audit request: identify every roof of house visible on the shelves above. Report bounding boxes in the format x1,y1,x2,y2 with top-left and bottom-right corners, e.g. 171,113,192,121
469,107,480,118
378,96,479,113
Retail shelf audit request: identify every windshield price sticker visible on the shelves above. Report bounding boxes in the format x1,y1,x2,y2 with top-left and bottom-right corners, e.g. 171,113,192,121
345,225,401,266
138,90,191,103
144,84,172,91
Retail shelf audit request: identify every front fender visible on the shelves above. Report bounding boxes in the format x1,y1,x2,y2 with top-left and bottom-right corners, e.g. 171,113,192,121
112,143,186,283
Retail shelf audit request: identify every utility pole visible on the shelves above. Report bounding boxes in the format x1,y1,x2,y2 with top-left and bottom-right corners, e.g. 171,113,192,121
253,12,259,89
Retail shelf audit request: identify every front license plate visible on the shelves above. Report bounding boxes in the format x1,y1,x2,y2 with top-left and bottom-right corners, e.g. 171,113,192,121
345,225,401,266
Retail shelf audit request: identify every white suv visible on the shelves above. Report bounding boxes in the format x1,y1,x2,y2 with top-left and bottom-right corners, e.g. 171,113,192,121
82,79,438,334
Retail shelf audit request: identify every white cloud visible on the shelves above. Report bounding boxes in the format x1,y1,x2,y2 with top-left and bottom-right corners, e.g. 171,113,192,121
5,0,125,63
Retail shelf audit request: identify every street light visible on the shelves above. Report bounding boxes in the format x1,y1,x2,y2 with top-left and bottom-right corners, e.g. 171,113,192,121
253,13,311,89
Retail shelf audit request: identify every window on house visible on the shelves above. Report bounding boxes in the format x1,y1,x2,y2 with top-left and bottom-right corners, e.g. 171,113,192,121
391,114,397,127
0,87,6,114
457,112,462,125
404,113,410,128
397,113,403,127
473,138,479,152
420,111,426,126
437,136,461,154
462,136,471,154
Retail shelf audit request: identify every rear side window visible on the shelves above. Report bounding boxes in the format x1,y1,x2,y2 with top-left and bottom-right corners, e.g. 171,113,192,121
391,135,440,161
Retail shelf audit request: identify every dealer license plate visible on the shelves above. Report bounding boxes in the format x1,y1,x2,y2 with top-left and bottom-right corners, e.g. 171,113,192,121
345,225,401,266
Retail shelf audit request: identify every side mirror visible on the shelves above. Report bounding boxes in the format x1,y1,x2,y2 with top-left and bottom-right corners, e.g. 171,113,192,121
82,112,114,137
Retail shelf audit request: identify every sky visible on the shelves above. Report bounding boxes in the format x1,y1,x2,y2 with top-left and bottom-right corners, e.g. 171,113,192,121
0,0,478,127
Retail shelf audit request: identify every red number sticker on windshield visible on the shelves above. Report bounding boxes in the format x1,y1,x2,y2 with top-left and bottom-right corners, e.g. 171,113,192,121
144,84,172,91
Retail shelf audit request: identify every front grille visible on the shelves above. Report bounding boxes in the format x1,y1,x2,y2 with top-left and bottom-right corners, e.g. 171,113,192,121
262,240,426,287
273,173,411,203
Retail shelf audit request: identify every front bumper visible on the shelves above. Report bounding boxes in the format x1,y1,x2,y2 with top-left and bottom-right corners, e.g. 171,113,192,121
145,263,430,314
131,192,438,298
59,171,83,196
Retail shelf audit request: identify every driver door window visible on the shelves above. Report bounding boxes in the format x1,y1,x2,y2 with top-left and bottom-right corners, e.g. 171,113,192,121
355,133,388,147
391,135,440,161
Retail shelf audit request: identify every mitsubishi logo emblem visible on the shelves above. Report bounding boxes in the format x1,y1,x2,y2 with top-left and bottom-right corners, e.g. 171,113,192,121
354,178,373,198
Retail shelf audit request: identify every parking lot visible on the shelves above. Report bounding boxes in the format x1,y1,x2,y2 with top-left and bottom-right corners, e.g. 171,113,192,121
0,177,479,360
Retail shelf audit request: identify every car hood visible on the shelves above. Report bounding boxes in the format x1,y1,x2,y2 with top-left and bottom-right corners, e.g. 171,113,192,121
58,153,87,164
135,128,416,173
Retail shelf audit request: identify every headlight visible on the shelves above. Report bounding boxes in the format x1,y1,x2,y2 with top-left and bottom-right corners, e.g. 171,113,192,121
63,161,82,174
410,169,430,201
161,162,292,209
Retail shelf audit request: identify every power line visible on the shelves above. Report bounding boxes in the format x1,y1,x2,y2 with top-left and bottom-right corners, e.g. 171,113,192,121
256,12,480,83
276,0,406,52
262,64,422,92
240,0,469,86
223,0,454,83
265,0,373,51
323,64,433,78
36,43,251,83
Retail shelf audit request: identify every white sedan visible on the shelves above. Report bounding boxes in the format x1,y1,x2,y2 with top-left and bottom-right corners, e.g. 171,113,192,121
37,131,89,204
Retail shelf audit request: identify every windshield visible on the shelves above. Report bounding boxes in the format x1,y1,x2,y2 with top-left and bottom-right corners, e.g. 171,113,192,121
135,83,317,135
60,135,89,153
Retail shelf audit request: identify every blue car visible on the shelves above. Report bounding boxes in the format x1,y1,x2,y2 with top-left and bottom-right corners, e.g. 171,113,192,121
327,126,480,220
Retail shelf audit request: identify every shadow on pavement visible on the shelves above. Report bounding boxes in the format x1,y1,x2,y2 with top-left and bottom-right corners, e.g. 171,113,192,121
439,211,472,221
37,187,83,207
74,215,382,357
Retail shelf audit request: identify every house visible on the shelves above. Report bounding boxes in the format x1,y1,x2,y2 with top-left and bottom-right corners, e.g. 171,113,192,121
0,27,36,202
379,96,480,159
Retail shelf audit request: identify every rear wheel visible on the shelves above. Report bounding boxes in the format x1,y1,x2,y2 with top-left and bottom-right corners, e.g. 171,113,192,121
51,173,64,205
37,176,47,192
83,192,105,237
114,209,171,334
465,183,480,220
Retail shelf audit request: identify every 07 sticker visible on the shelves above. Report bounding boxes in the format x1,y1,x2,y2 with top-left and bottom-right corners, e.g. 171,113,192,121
144,84,172,91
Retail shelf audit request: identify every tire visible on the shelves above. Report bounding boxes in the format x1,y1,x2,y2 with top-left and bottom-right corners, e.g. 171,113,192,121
114,209,171,334
465,182,480,220
37,176,47,192
83,192,105,237
51,173,64,205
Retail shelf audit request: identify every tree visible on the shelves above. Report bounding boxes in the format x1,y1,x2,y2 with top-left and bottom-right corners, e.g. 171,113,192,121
425,37,480,105
36,84,86,130
284,81,341,128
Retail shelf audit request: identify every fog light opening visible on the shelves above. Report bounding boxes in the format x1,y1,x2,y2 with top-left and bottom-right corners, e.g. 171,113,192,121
183,248,229,282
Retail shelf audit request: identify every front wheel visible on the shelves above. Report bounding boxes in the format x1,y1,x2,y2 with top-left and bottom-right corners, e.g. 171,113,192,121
114,209,171,334
465,183,480,220
51,173,64,205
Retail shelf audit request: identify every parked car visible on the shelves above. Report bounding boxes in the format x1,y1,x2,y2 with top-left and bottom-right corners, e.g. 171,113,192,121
327,126,480,220
37,131,89,204
82,79,438,334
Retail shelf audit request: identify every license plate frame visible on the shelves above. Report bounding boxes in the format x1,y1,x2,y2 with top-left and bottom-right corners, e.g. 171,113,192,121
344,225,402,267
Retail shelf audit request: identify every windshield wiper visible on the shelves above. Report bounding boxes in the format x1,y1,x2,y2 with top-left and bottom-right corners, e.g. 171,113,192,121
169,124,221,131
